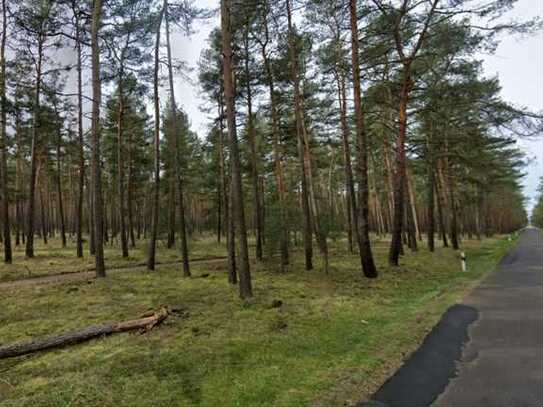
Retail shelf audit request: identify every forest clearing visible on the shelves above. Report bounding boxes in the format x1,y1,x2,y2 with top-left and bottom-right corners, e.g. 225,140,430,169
1,0,542,405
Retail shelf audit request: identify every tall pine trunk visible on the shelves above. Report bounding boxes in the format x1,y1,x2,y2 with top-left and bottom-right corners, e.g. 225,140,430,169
25,38,43,258
127,129,136,248
147,7,165,271
426,125,435,252
221,0,252,298
15,109,23,247
435,173,449,248
0,0,11,263
287,0,321,272
337,72,359,254
389,66,412,266
243,25,263,262
218,95,236,281
55,109,66,248
164,0,190,276
116,75,129,258
349,0,377,278
74,4,84,258
259,6,289,269
91,0,105,277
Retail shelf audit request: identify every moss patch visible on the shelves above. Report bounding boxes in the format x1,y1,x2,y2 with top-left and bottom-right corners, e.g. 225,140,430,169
0,236,514,406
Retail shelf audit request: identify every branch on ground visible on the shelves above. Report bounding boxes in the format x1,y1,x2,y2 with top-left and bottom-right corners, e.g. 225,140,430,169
0,307,174,360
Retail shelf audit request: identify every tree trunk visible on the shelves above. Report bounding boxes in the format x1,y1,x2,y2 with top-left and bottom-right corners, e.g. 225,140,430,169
74,5,85,258
221,0,252,298
127,128,136,248
25,38,43,258
91,0,105,277
39,176,47,245
0,308,171,360
15,109,23,247
435,173,449,248
147,7,164,271
116,73,129,258
243,25,263,262
260,6,289,269
337,72,359,254
287,0,320,272
349,0,377,278
407,167,421,241
389,66,412,266
218,95,236,282
218,99,227,244
405,175,418,251
446,161,460,250
55,111,67,248
426,128,435,252
0,0,11,263
164,0,190,276
227,164,237,284
167,177,175,248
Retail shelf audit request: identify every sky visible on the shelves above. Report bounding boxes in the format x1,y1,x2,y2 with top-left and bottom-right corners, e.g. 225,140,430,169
170,0,543,212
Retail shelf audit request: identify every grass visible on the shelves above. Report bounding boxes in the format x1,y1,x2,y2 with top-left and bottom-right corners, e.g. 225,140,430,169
0,235,227,282
0,234,515,406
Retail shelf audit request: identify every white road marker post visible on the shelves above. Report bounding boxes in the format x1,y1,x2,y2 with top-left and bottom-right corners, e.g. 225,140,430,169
461,252,467,272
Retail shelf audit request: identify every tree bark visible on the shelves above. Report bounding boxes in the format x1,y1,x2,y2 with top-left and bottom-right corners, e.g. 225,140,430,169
116,72,129,258
217,99,227,244
287,0,320,272
72,1,85,258
218,95,236,281
55,107,67,248
243,24,263,262
445,158,460,250
39,174,47,245
259,5,289,269
91,0,105,276
15,108,23,247
435,171,449,248
389,66,412,266
426,126,435,252
25,36,44,258
337,71,359,254
227,162,237,284
221,0,252,298
127,127,136,248
147,7,165,271
0,308,171,360
405,175,418,251
164,0,190,276
349,0,378,278
0,0,11,263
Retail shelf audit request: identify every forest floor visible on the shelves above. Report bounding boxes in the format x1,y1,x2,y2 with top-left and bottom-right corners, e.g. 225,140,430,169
0,236,227,283
0,234,514,406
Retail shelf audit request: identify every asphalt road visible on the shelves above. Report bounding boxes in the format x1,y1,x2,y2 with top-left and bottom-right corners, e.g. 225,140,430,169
360,228,543,407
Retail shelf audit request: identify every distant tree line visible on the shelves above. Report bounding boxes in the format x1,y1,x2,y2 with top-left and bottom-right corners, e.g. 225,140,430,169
531,179,543,228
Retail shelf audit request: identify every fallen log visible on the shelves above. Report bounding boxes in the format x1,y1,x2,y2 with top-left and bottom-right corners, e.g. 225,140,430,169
0,307,171,360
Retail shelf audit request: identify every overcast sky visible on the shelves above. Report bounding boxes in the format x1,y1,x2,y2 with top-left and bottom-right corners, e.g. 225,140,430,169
171,0,543,212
